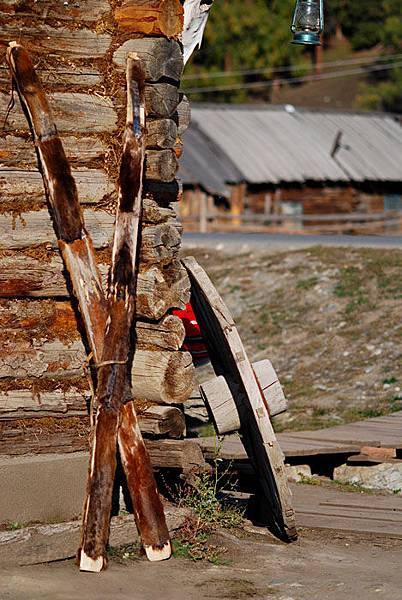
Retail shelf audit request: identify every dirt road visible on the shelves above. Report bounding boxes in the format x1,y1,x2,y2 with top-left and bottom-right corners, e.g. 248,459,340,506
1,527,401,600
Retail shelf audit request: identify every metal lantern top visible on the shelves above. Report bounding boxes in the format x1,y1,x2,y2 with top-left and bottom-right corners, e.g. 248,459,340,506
291,0,324,46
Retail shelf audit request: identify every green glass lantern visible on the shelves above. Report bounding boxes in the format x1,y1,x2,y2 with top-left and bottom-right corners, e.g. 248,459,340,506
291,0,324,46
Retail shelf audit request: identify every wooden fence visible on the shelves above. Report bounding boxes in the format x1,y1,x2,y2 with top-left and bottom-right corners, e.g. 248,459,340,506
182,209,402,234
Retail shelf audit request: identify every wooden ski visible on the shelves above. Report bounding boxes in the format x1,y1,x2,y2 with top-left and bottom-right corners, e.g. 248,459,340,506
6,43,170,570
182,257,297,542
79,54,170,571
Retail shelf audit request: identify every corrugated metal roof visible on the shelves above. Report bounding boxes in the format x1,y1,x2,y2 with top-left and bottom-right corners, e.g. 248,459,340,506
178,122,242,196
184,105,402,186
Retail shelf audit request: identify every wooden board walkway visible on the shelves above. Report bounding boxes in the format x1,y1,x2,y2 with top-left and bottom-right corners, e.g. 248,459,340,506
226,484,402,537
283,411,402,450
196,411,402,462
293,484,402,537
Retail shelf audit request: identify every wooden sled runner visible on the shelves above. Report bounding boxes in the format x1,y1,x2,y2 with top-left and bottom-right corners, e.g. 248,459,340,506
183,257,297,542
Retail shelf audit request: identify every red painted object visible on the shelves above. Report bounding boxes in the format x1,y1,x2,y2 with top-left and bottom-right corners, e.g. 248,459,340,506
172,303,209,361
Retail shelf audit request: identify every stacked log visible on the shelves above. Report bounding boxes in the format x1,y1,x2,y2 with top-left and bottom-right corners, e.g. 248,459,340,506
0,1,199,468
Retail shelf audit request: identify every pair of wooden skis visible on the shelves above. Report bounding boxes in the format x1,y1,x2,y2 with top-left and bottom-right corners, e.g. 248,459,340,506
6,43,171,571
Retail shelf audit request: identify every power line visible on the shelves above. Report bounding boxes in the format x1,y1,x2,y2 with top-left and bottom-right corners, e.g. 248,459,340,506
183,53,402,80
184,61,402,94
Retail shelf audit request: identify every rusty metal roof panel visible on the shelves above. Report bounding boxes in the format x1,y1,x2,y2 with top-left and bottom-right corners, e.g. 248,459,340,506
189,105,402,185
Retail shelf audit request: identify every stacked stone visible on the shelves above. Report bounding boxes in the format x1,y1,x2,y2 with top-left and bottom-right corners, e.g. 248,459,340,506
0,1,199,463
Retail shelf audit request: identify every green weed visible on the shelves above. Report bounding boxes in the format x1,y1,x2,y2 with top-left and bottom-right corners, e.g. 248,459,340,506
7,521,23,531
297,276,319,291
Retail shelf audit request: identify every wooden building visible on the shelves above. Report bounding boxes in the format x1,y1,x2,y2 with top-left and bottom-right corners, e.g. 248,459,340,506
0,2,199,462
178,104,402,233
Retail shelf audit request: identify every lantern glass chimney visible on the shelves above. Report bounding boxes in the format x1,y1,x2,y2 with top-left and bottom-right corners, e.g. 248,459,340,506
291,0,323,46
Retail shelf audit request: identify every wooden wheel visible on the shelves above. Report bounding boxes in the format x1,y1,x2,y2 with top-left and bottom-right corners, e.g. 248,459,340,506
183,257,297,542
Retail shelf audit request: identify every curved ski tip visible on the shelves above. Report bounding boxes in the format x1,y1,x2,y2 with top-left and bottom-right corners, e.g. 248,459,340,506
79,549,105,573
145,541,172,562
8,41,19,48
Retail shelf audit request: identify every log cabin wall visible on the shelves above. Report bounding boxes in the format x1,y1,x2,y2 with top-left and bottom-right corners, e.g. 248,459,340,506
0,1,195,455
244,186,385,216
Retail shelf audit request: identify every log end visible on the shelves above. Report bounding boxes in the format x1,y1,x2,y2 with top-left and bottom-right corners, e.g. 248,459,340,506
79,549,105,573
144,541,172,562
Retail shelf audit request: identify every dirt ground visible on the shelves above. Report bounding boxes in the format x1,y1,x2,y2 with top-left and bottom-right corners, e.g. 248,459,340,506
184,246,402,433
1,527,401,600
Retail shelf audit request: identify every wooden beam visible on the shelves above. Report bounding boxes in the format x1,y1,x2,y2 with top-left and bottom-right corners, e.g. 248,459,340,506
199,359,288,435
0,135,107,166
0,168,114,207
0,391,186,439
0,25,111,59
0,0,111,21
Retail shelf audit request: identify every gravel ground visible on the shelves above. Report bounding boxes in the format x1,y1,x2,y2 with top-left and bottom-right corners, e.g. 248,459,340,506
183,245,402,432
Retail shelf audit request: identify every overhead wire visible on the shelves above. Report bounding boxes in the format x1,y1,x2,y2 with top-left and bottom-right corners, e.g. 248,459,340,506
184,61,402,94
183,53,402,80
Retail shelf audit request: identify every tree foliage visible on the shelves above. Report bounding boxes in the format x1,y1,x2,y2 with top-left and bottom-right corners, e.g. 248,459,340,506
184,0,402,112
184,0,307,102
355,0,402,112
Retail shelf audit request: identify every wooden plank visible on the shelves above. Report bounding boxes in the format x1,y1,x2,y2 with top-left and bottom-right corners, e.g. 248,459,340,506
0,0,110,21
347,454,402,465
283,412,402,450
113,38,183,82
0,428,205,469
0,25,111,59
114,0,183,38
1,92,117,133
292,484,402,537
0,168,114,206
0,135,107,165
183,257,297,542
199,361,287,435
196,435,360,460
284,432,382,449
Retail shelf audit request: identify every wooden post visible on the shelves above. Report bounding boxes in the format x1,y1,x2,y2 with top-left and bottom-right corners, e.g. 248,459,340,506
230,183,246,227
198,188,208,233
